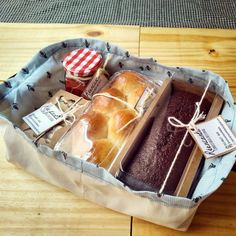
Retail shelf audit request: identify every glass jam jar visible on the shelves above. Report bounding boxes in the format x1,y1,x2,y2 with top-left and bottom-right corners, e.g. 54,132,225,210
63,48,102,96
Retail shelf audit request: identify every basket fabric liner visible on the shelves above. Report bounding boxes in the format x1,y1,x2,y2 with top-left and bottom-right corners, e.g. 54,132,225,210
0,39,235,231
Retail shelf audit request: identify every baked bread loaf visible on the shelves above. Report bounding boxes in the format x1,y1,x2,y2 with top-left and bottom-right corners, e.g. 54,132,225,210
111,71,146,107
78,111,108,140
108,108,136,147
91,88,126,116
87,139,119,168
61,70,152,168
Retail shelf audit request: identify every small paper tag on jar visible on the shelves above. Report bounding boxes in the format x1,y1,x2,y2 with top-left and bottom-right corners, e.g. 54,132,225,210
23,103,64,136
82,68,110,99
188,116,236,159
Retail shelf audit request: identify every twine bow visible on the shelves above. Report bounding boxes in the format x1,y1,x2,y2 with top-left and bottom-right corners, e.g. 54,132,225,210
56,96,85,125
168,102,206,131
159,78,212,194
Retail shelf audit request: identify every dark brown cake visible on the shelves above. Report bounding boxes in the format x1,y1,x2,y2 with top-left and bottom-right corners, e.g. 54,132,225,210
121,88,211,195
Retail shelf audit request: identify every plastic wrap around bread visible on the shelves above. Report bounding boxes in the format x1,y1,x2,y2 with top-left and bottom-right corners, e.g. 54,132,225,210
55,70,160,169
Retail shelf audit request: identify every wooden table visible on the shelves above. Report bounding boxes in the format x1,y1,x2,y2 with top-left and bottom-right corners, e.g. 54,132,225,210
0,23,236,236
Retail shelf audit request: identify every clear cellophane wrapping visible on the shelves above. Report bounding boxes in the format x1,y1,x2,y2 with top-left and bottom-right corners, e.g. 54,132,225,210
55,70,161,170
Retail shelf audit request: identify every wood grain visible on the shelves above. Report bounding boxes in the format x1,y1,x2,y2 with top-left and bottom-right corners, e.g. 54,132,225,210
0,23,139,236
140,27,236,99
132,27,236,235
132,172,236,236
0,156,130,236
0,23,139,79
1,24,236,235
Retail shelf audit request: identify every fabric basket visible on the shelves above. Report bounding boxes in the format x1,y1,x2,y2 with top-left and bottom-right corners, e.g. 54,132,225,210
0,39,235,231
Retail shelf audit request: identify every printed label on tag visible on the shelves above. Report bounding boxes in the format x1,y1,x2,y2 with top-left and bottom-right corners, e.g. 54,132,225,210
23,103,64,136
82,68,109,99
189,116,236,159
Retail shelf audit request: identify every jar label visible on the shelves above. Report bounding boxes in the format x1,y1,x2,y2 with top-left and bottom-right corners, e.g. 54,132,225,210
82,69,109,99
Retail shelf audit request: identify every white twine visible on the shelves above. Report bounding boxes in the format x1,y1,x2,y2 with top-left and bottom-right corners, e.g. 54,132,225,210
56,96,85,125
91,91,143,169
33,97,85,144
93,92,135,110
168,102,206,130
92,92,143,133
93,86,157,170
103,53,112,69
159,79,212,194
117,112,142,133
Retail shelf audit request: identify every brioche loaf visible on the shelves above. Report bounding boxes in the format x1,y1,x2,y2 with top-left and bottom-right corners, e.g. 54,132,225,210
91,88,126,116
87,139,118,168
111,71,146,107
108,109,136,147
68,70,150,168
78,111,108,140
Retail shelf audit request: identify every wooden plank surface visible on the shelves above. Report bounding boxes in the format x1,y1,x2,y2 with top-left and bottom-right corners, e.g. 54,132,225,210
132,27,236,235
132,172,236,236
0,23,139,79
0,23,139,236
140,28,236,94
1,24,236,236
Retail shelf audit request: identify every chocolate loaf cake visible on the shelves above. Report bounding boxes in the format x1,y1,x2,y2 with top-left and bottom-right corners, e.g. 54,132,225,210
119,88,211,195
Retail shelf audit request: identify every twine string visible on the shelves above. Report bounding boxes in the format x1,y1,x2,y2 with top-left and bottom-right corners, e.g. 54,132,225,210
159,79,212,194
56,96,85,125
92,92,143,133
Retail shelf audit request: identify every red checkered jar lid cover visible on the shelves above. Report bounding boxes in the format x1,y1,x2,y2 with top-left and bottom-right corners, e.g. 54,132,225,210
63,48,102,77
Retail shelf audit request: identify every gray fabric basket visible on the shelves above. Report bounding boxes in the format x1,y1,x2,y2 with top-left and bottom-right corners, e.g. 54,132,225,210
0,39,235,231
